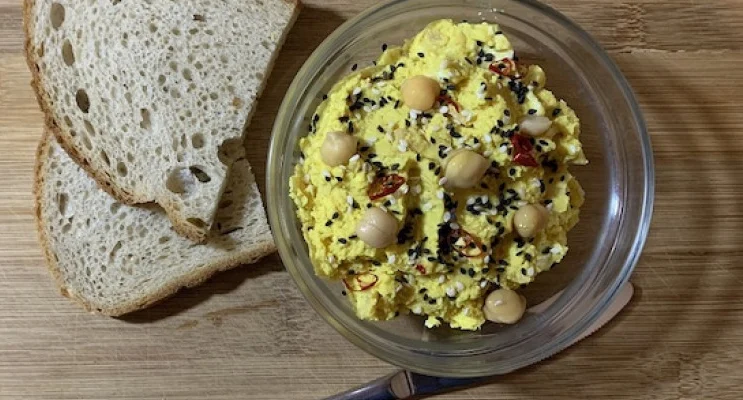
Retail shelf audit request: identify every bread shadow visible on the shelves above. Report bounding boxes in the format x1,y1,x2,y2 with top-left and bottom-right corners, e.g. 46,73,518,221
120,6,346,323
120,253,284,323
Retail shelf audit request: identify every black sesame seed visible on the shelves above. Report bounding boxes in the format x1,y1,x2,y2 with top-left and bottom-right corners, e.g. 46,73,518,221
525,254,533,261
416,153,421,162
322,94,328,100
468,268,476,277
428,162,435,170
509,168,516,176
371,260,382,266
434,166,441,175
460,267,467,274
521,268,527,275
332,212,340,219
484,53,494,62
561,175,566,182
544,199,553,205
553,108,562,117
339,116,350,123
483,267,490,273
497,119,505,128
465,57,474,65
338,238,348,244
542,247,552,254
405,119,411,127
341,290,347,296
476,40,483,46
528,109,537,115
419,288,427,294
325,220,333,227
335,177,343,182
351,63,358,71
548,178,554,184
367,203,372,208
495,30,503,34
383,200,392,207
349,234,358,239
324,176,331,182
430,137,437,144
368,153,377,159
417,52,425,58
429,299,437,305
382,43,388,51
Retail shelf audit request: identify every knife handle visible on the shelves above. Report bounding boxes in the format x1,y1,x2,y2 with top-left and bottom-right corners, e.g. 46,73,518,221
323,370,485,400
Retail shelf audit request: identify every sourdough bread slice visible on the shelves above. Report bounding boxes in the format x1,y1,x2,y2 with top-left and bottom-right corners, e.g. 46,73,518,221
25,0,298,241
35,131,275,316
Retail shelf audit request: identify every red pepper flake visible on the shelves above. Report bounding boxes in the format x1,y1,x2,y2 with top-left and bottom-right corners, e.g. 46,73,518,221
437,94,461,112
368,174,406,200
415,264,427,274
511,134,538,167
488,58,517,77
447,229,484,258
343,274,379,291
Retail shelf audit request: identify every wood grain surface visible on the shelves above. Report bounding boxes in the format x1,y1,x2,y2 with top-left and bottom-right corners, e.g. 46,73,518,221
2,1,742,399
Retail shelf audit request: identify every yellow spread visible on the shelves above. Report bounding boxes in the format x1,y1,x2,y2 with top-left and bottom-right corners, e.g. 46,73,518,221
289,20,587,330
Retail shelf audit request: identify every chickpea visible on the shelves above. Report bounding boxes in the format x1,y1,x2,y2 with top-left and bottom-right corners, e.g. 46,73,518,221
356,207,399,248
401,75,440,111
519,115,552,137
524,65,546,89
513,204,549,238
443,149,490,189
483,288,527,324
320,131,357,167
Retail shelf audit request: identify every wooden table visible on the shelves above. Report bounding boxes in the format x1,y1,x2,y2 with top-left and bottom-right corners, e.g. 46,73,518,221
2,0,742,398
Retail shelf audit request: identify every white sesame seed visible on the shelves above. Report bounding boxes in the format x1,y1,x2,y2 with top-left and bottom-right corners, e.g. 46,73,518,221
372,88,381,95
328,255,336,263
439,177,448,186
408,274,416,285
484,255,491,264
431,124,440,132
366,137,378,145
388,254,397,264
363,105,372,113
527,267,535,276
421,117,430,125
439,106,449,114
463,307,470,316
480,280,488,288
322,170,331,179
499,145,509,154
372,104,380,111
483,135,492,144
386,133,394,142
398,140,408,152
367,175,374,183
346,195,354,206
450,222,460,230
396,284,403,293
436,190,445,199
551,245,562,254
389,197,397,205
446,287,457,297
349,154,360,163
354,112,361,119
483,150,493,157
412,306,422,315
303,174,310,184
443,211,452,222
546,203,554,211
352,87,362,95
438,275,446,284
480,195,488,203
398,184,410,194
455,281,465,292
379,205,387,212
413,185,422,195
422,202,433,212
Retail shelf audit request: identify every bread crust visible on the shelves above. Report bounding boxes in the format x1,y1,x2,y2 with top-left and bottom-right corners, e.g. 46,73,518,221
34,131,277,316
23,0,300,243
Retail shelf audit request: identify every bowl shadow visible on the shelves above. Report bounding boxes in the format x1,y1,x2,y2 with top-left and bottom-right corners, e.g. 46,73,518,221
454,54,743,397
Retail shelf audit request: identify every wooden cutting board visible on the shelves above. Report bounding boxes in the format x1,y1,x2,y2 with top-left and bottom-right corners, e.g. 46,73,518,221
1,1,742,399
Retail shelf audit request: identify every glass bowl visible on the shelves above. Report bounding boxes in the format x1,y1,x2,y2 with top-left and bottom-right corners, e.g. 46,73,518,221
267,0,653,377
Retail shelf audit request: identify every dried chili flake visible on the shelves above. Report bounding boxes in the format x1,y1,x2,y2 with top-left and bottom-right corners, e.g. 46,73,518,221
368,174,406,200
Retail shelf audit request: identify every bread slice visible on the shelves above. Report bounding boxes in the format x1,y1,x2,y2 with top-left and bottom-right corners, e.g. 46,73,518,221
24,0,298,242
35,131,275,316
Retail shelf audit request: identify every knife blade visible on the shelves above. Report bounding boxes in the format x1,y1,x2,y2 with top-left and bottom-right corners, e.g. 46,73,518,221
325,283,634,400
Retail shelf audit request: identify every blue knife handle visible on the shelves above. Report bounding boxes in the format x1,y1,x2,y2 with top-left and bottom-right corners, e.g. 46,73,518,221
324,370,486,400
